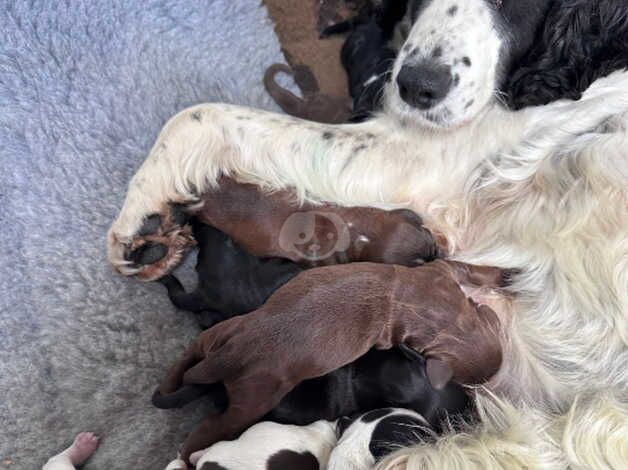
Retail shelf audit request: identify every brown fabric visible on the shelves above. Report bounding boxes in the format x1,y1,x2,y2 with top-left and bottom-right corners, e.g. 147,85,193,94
195,177,440,267
159,259,505,460
263,0,371,99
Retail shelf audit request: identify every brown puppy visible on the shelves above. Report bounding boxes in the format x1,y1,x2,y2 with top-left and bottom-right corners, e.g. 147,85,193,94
195,177,440,268
129,178,440,280
264,63,352,124
159,259,506,461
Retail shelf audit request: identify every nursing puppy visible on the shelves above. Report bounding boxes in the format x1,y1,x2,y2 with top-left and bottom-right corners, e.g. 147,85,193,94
159,221,302,329
158,259,505,460
329,408,434,470
153,345,470,429
195,177,439,267
321,1,408,120
164,419,336,470
128,177,439,280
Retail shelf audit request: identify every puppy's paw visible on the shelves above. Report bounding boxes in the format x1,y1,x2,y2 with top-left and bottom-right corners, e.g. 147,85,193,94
108,203,197,281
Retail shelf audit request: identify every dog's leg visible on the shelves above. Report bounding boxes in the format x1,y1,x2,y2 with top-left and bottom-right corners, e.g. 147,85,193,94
158,337,204,394
107,104,437,279
178,374,293,462
159,275,209,312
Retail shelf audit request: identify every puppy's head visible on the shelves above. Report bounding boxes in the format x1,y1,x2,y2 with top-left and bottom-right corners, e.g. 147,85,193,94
355,209,440,266
384,0,552,129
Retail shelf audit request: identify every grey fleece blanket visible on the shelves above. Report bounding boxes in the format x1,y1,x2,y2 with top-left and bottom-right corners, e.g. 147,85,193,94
0,1,289,468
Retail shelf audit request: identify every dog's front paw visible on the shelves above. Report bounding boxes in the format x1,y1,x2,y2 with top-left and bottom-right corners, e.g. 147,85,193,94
108,203,197,281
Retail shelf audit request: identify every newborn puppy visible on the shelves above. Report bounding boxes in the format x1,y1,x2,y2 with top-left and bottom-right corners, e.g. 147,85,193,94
321,1,407,121
153,345,470,429
158,259,505,460
129,177,440,280
264,63,352,124
194,177,439,267
165,420,336,470
159,221,302,329
328,408,433,470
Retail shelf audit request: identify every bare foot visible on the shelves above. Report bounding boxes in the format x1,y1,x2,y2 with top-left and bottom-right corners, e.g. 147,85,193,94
66,432,99,466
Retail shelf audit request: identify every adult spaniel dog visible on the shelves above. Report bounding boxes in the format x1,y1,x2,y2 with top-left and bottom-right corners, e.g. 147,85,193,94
108,1,628,468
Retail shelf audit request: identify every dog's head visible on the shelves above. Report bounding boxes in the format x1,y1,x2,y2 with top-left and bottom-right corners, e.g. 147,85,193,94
384,0,552,129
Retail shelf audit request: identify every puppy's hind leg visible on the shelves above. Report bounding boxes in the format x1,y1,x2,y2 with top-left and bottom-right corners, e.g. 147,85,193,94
159,275,209,313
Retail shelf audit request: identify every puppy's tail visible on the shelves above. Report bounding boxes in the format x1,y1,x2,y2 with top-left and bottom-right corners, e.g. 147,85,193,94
264,64,309,118
158,274,207,312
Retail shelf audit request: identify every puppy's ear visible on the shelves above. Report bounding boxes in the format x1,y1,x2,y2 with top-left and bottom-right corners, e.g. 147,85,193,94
426,358,453,390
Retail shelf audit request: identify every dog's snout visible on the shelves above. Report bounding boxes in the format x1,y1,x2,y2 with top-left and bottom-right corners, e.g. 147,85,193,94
397,62,452,110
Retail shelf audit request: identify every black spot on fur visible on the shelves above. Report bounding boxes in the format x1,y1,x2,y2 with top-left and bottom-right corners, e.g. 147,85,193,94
453,74,460,86
462,56,471,67
322,131,334,140
360,408,394,423
266,450,319,470
447,5,458,16
432,47,442,58
138,214,161,236
191,111,202,122
465,99,475,109
199,463,230,470
353,144,368,153
369,414,431,461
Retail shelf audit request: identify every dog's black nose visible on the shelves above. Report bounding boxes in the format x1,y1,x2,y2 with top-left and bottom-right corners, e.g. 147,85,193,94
396,62,452,110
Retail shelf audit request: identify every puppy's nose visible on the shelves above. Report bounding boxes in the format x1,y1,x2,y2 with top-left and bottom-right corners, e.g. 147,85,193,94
396,62,452,110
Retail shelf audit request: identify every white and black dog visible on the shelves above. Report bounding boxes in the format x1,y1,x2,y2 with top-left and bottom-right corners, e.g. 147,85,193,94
328,408,433,470
164,419,336,470
164,409,432,470
109,1,628,468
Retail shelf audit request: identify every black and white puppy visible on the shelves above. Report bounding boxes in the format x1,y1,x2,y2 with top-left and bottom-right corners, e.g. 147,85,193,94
164,419,337,470
153,344,471,430
328,408,433,470
159,221,302,329
321,0,409,121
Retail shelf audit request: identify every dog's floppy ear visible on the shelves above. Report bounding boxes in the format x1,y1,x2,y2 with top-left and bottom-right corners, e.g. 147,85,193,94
506,0,628,109
425,358,453,390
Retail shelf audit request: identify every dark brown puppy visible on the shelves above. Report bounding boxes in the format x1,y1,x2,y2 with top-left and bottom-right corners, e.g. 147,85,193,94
264,63,352,124
195,177,440,268
159,259,505,461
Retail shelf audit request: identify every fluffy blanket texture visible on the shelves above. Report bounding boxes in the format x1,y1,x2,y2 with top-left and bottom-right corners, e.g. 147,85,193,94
0,1,288,468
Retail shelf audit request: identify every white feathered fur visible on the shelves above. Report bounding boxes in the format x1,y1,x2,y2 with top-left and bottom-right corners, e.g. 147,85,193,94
108,71,628,469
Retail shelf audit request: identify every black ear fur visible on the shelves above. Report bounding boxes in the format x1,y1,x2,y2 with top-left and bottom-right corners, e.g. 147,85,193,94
506,0,628,109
